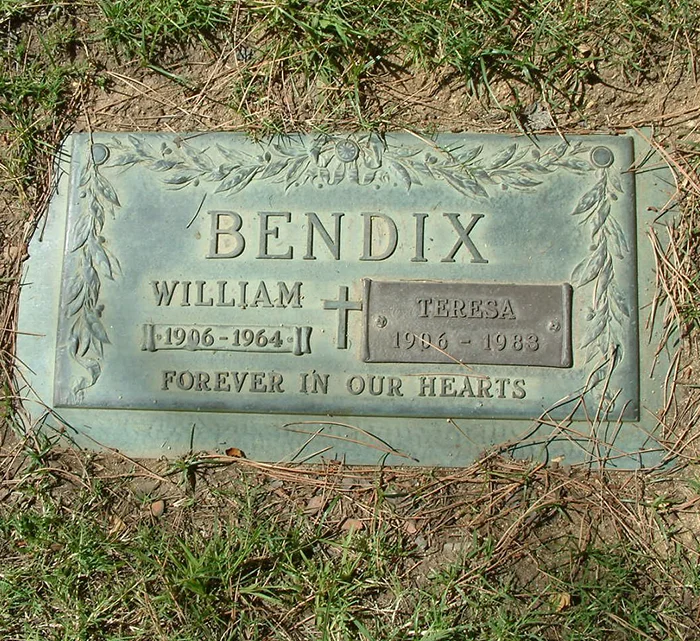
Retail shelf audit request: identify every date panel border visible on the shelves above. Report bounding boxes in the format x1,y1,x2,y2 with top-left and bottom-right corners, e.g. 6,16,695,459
362,279,573,368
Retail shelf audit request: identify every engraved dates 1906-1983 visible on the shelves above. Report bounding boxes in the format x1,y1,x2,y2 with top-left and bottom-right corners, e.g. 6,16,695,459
363,280,573,368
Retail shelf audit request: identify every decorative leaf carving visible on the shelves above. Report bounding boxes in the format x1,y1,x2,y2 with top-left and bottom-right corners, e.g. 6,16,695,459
590,200,610,239
95,174,120,207
580,311,606,349
85,310,109,343
571,249,604,287
609,284,630,320
63,151,120,399
572,179,605,216
568,160,629,409
456,145,482,164
557,157,593,173
106,133,605,202
89,238,113,280
485,143,517,169
70,212,93,251
63,134,631,404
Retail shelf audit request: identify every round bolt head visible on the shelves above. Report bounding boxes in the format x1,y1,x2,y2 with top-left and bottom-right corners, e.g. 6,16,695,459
91,143,110,166
335,139,360,163
590,146,614,168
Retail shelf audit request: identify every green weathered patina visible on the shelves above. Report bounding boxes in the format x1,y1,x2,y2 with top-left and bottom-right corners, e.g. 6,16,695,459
16,131,676,466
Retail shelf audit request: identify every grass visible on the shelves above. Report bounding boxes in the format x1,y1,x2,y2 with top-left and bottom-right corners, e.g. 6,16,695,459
1,456,699,641
0,4,88,206
1,0,699,176
97,0,233,62
1,0,700,640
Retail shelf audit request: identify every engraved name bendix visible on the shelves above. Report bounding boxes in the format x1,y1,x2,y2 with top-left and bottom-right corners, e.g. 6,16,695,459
205,210,488,263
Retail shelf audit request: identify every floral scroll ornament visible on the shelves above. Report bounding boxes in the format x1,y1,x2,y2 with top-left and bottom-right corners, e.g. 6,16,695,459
64,134,628,403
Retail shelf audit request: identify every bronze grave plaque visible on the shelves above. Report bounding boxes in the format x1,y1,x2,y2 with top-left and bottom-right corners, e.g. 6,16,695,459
15,131,676,466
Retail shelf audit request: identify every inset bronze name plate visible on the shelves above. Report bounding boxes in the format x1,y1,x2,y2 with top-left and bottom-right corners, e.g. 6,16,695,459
362,280,572,367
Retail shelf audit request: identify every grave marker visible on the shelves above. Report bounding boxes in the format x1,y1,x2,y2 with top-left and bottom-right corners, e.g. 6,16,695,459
17,132,675,466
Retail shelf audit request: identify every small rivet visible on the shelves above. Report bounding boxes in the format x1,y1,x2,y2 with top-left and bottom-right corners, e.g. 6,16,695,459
590,146,614,168
375,315,387,328
91,143,110,166
548,320,561,332
335,139,360,163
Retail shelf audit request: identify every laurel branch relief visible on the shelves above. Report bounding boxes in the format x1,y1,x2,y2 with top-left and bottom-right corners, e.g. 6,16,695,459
64,134,629,404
